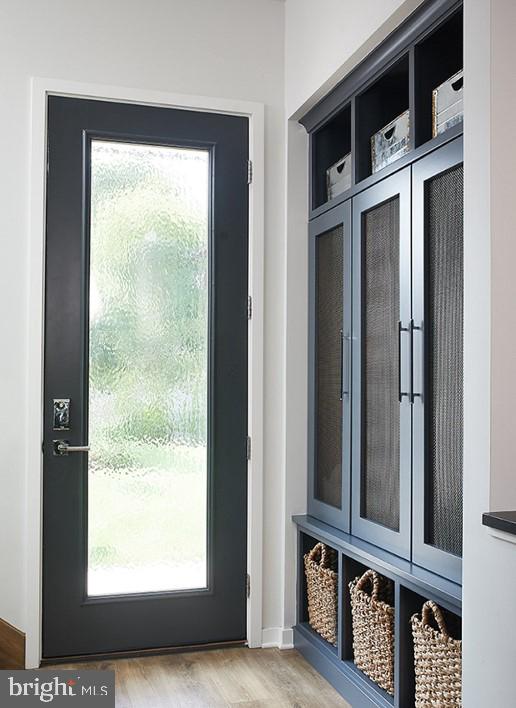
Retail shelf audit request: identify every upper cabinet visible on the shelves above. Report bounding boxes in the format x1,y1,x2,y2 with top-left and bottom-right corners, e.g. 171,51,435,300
348,141,464,577
306,138,464,582
308,202,352,531
351,168,412,560
411,139,464,583
303,0,463,220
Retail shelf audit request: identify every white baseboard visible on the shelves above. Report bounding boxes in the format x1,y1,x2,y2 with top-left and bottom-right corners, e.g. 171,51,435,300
261,627,294,649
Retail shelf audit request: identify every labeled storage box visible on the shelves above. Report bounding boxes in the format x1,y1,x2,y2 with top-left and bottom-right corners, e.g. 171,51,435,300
371,110,410,174
326,152,352,201
432,70,463,137
304,543,338,646
349,570,395,695
411,601,462,707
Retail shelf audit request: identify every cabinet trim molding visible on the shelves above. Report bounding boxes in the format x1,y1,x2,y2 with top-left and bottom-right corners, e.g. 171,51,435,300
300,0,461,134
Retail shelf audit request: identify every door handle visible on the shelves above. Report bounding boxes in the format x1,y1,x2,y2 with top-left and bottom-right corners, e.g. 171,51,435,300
410,319,423,404
53,440,90,456
398,321,410,402
339,329,344,401
339,330,352,399
342,332,352,398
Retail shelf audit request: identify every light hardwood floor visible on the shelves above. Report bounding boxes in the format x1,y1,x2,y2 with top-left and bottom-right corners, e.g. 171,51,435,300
46,647,350,707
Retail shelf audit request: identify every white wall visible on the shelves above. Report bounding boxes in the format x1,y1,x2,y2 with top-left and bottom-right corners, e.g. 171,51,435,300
0,0,285,638
284,0,424,118
462,0,516,704
281,119,309,637
489,0,516,510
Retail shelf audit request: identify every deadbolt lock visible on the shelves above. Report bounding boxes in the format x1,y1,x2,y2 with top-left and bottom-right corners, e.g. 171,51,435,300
53,398,70,430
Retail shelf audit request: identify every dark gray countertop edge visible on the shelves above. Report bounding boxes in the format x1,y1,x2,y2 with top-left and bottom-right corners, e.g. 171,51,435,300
482,511,516,535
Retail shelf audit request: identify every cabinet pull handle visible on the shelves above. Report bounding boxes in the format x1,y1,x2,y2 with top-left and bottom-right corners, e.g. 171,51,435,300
410,319,423,404
339,329,344,400
342,331,351,398
398,321,410,402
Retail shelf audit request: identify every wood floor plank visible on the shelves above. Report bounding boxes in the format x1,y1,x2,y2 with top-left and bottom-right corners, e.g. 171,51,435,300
0,617,25,669
45,647,350,707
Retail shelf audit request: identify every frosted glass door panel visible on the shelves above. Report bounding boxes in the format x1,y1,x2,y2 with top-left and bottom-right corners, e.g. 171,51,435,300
87,140,209,596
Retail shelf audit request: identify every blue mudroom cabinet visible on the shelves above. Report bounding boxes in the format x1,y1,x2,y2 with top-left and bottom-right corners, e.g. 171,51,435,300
296,1,464,705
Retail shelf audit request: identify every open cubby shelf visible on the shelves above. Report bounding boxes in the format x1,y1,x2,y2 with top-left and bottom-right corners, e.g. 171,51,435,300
295,516,462,708
414,6,463,146
356,55,410,182
305,0,463,217
312,104,352,210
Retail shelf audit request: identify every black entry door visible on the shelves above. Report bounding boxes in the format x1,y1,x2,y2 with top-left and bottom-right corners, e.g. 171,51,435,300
43,96,249,659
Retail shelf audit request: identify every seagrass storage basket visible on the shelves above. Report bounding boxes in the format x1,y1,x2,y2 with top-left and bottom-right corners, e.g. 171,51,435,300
349,569,395,695
411,600,462,707
303,543,338,646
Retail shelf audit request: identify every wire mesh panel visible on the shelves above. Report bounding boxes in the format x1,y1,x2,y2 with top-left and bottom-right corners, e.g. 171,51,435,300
315,226,343,508
361,198,400,530
425,164,464,557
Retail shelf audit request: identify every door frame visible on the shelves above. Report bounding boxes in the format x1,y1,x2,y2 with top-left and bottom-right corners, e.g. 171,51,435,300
27,77,265,668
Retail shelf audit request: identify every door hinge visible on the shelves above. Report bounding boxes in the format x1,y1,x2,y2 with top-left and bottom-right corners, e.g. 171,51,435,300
246,573,251,598
246,436,251,461
247,159,253,185
247,295,252,320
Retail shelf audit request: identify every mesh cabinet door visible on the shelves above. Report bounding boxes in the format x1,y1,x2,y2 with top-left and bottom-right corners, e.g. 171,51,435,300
308,201,352,531
351,168,412,559
412,139,463,583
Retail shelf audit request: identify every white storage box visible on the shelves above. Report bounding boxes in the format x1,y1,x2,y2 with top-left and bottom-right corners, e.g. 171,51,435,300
371,111,410,174
432,70,463,137
326,153,352,200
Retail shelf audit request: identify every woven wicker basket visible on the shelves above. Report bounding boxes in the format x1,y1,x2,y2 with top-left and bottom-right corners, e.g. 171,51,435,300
411,600,462,707
349,569,395,695
304,543,338,646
